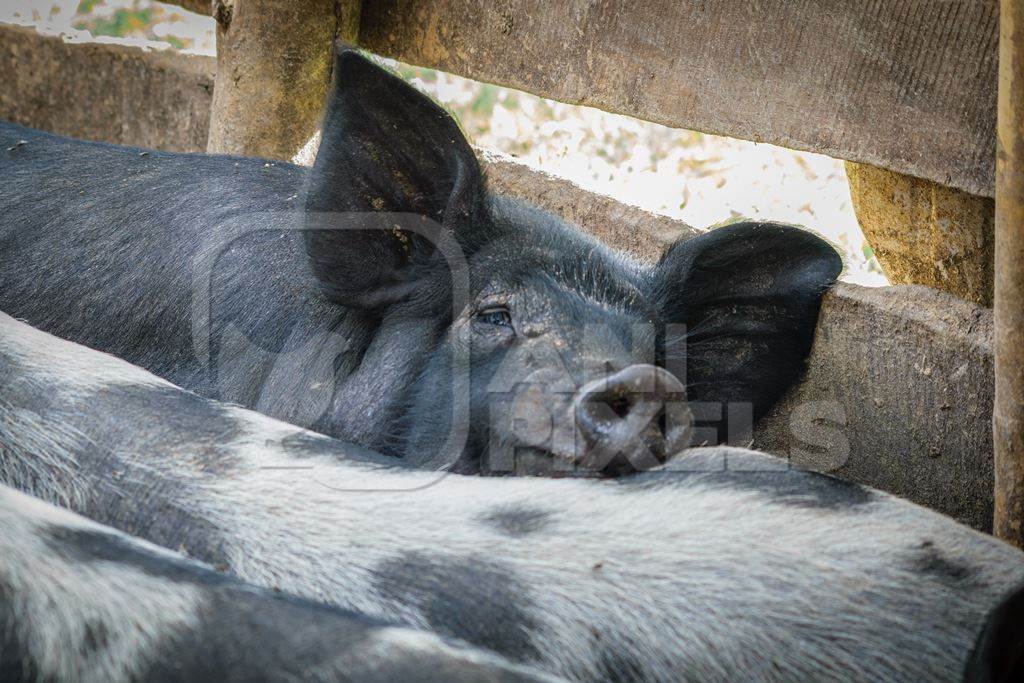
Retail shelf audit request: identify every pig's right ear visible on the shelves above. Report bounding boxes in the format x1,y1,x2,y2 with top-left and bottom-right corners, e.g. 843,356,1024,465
963,581,1024,683
648,221,842,444
303,49,485,308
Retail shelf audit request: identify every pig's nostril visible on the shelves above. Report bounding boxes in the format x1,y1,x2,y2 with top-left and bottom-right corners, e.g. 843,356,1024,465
655,404,668,436
572,364,690,475
605,393,631,419
576,364,684,429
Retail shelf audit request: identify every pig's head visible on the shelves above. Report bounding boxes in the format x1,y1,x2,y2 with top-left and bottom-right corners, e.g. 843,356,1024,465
303,50,842,475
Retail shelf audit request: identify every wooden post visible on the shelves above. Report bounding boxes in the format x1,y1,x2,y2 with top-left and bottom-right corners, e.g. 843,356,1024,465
206,0,360,161
995,0,1024,547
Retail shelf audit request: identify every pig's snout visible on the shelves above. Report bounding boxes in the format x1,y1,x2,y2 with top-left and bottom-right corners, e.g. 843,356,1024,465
573,364,692,476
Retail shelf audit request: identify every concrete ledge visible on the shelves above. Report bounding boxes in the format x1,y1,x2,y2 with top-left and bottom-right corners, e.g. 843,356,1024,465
478,149,699,261
0,25,998,529
754,284,994,531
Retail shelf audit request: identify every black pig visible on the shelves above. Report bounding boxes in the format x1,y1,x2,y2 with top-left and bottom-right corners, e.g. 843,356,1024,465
0,49,841,474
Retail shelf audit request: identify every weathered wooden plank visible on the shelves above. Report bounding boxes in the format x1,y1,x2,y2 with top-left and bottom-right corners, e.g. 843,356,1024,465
149,0,1004,196
206,0,350,160
359,0,999,197
994,0,1024,547
0,24,214,152
0,26,997,529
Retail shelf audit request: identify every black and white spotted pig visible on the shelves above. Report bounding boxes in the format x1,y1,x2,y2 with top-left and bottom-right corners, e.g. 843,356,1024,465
0,49,842,475
0,484,551,682
1,313,1022,682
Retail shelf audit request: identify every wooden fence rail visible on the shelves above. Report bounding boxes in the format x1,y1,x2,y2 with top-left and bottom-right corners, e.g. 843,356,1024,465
175,0,1000,198
0,25,212,152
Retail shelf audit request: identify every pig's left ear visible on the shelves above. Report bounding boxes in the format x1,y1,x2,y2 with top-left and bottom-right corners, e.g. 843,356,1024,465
303,48,485,308
649,221,842,442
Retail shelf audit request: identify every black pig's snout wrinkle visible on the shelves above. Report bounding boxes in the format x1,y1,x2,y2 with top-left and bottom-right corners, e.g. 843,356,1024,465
573,363,691,476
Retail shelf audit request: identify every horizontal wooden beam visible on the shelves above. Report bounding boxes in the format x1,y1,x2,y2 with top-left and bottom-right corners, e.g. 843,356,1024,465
358,0,998,197
84,0,1005,196
0,24,997,529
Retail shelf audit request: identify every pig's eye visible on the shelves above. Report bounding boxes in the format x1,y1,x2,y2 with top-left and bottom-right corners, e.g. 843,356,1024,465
473,306,513,330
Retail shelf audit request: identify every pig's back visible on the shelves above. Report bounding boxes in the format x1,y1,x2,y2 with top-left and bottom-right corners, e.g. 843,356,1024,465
0,120,311,388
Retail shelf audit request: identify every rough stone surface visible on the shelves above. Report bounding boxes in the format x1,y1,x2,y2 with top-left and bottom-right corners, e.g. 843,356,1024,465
359,0,999,197
0,27,998,529
0,23,214,152
847,161,995,307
